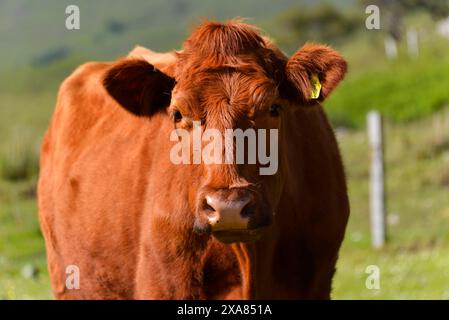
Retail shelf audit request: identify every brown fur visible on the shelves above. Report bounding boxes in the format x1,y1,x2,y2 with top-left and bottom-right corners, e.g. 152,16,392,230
38,20,349,299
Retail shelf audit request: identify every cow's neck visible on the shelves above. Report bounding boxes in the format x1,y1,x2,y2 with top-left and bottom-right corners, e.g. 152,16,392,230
230,242,256,299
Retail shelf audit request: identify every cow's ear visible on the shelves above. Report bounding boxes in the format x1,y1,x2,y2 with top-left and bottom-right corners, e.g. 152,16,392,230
103,59,175,116
284,44,347,105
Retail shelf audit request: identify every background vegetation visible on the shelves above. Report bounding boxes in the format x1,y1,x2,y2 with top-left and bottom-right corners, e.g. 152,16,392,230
1,0,449,299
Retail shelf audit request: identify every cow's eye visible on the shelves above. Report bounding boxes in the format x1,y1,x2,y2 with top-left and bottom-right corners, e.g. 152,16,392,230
269,104,282,117
172,110,183,123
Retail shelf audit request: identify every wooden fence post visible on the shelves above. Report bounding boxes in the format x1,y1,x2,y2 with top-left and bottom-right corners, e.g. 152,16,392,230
407,28,419,58
367,111,386,249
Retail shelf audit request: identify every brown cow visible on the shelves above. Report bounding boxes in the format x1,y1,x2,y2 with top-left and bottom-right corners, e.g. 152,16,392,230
38,20,349,299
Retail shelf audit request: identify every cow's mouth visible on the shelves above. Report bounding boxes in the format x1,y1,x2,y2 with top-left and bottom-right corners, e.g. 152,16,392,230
212,228,265,244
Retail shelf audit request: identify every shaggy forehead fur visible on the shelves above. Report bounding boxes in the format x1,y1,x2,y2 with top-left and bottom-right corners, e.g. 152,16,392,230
174,20,285,127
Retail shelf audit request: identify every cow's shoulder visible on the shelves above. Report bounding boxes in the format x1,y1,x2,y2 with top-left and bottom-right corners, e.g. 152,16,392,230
59,61,109,97
49,60,116,149
53,60,116,126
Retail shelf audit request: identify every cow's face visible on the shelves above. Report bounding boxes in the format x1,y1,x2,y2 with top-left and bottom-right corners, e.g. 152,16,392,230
103,21,347,243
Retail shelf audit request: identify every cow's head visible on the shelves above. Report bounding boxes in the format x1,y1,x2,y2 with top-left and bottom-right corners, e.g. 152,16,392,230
103,20,347,243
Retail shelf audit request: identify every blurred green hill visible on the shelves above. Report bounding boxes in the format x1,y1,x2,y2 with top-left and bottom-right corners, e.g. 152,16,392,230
0,0,358,71
1,0,448,128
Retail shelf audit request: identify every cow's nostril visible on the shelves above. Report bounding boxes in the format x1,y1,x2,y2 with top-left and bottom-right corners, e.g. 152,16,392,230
202,199,215,213
241,202,256,218
203,193,253,230
205,195,217,211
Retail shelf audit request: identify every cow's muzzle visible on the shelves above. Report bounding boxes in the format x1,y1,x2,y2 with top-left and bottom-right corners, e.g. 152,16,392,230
194,189,272,243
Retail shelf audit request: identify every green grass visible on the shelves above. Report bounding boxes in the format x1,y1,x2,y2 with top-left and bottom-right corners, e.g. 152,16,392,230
0,132,40,181
327,56,449,127
326,32,449,128
334,244,449,299
0,179,52,299
332,107,449,299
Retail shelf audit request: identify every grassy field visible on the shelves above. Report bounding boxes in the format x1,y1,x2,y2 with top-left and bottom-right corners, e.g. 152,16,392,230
333,107,449,299
0,177,51,299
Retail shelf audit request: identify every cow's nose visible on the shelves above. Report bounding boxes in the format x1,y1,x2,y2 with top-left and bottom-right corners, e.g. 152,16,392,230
204,193,254,231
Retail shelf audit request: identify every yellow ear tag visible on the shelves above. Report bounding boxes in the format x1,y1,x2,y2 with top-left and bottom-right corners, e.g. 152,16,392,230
310,73,321,99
